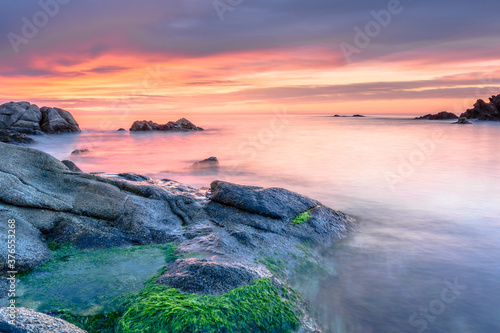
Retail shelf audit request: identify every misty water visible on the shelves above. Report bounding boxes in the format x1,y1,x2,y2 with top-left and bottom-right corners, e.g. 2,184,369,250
32,114,500,333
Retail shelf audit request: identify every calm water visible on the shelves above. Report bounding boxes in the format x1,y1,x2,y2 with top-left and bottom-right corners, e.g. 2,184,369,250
32,114,500,333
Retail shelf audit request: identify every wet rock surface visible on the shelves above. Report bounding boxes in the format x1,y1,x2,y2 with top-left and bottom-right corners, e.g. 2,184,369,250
156,258,272,295
0,307,87,333
0,143,355,332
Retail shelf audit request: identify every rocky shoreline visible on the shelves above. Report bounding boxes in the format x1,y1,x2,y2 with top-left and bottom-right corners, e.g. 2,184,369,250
0,142,354,332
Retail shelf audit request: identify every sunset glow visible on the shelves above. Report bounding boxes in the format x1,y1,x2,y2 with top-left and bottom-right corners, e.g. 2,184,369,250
1,1,499,120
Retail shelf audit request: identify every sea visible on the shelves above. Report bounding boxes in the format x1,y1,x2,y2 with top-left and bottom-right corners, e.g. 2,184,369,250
31,113,500,333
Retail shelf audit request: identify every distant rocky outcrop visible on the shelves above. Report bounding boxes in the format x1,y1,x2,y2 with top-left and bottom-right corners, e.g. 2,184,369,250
460,94,500,121
415,111,458,120
0,101,81,134
332,114,365,117
130,118,203,132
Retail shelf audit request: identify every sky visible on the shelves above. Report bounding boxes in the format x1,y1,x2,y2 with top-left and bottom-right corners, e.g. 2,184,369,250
1,0,500,117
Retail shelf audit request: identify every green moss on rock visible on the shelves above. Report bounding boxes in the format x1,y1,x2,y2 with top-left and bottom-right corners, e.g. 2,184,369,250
291,210,311,225
116,278,301,333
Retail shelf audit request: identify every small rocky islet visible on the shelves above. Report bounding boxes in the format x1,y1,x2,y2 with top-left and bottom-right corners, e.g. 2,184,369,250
0,142,354,332
415,93,500,122
0,101,81,144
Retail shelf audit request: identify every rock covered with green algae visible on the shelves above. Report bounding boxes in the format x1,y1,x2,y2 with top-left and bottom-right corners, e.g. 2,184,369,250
0,142,355,332
117,278,307,333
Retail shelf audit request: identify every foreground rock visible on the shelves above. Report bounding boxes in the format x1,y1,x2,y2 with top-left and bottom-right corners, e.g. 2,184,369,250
0,143,354,332
460,94,500,120
0,307,87,333
0,102,81,134
129,118,203,131
415,111,458,120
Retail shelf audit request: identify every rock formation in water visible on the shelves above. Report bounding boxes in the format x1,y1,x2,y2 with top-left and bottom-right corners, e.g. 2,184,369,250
460,94,500,121
415,111,459,120
190,156,219,172
454,117,472,124
129,118,203,131
0,101,81,134
0,142,354,332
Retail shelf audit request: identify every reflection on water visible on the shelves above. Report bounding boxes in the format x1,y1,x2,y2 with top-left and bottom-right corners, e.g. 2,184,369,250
32,115,500,332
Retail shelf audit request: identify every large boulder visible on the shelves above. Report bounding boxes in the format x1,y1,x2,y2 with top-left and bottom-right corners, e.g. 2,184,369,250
205,180,354,245
156,258,272,295
0,102,42,131
40,107,81,133
129,118,203,131
0,102,81,134
460,95,500,121
0,307,87,333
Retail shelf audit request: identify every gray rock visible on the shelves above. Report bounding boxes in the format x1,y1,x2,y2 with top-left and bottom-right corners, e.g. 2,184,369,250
205,180,354,245
61,160,83,173
190,157,219,174
0,102,42,131
40,107,81,133
0,307,87,333
454,117,472,124
0,142,198,268
0,130,35,145
129,118,203,131
117,173,150,182
0,210,50,272
209,180,318,220
0,102,81,134
156,258,272,295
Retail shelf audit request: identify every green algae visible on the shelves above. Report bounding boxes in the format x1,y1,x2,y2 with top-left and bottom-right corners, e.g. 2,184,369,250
291,210,311,225
116,278,302,333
